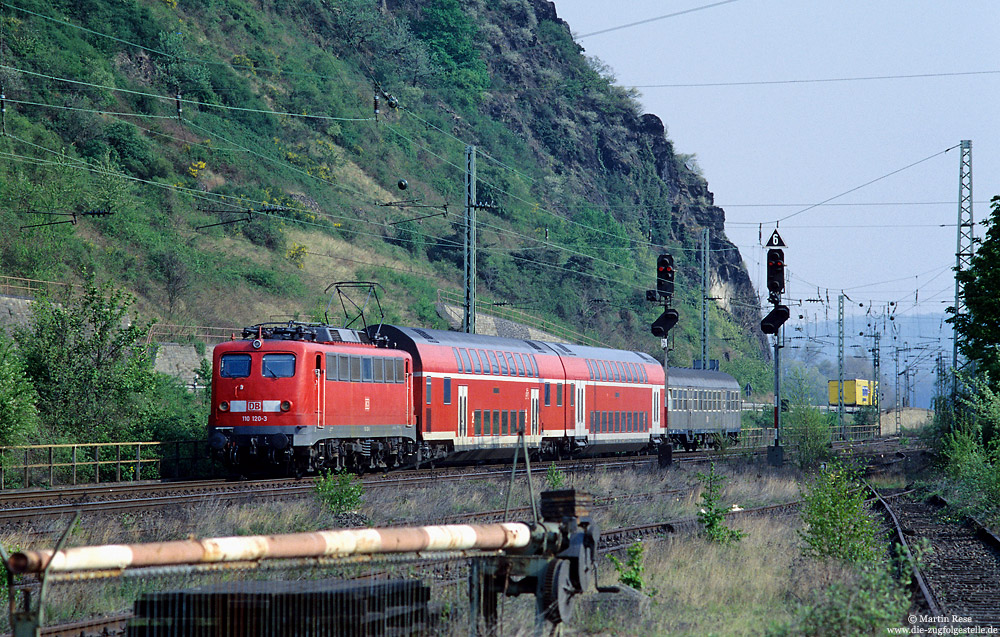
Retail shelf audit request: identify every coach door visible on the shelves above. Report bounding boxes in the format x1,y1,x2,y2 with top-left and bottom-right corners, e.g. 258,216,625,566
530,388,540,436
458,385,469,438
574,382,586,436
315,353,324,429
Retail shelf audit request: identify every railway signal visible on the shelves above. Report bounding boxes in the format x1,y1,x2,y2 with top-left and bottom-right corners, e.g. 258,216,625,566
656,254,674,297
760,304,789,335
766,249,785,298
651,308,679,337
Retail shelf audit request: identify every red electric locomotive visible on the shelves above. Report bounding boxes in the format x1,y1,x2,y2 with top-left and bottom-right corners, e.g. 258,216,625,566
208,320,668,474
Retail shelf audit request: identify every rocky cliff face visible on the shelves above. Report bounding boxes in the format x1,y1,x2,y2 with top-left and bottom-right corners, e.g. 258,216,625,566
471,0,766,351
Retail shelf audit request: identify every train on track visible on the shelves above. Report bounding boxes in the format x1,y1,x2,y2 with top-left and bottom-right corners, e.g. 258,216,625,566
208,321,742,474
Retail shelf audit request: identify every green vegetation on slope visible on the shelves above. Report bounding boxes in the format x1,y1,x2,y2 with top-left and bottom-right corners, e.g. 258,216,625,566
0,0,766,381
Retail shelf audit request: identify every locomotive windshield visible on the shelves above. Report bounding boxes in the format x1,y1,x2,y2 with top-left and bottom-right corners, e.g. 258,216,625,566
220,354,251,378
262,353,296,378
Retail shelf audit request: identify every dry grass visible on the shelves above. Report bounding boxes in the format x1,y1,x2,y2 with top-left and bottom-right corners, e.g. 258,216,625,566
574,516,837,636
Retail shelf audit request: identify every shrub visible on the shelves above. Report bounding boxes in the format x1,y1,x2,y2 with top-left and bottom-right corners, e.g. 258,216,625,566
0,335,39,445
315,471,364,516
545,463,566,490
608,542,645,590
798,463,880,564
696,462,744,545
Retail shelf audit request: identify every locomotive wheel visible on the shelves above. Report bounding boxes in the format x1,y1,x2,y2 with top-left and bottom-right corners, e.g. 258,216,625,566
543,559,575,624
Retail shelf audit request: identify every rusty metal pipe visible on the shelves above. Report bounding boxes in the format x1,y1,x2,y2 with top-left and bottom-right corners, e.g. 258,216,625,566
9,523,533,574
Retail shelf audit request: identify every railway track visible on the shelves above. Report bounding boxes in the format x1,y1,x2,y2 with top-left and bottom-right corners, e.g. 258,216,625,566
0,437,917,528
872,491,1000,627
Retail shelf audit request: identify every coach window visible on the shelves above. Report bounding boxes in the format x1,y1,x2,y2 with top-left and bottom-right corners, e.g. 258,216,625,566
612,362,621,382
443,378,452,405
625,364,633,383
262,353,295,378
426,378,432,404
492,410,501,435
601,412,607,433
453,348,463,372
373,358,384,383
470,351,482,374
460,349,473,374
497,352,508,375
522,354,532,377
488,351,500,374
501,411,508,435
557,384,563,407
604,361,612,382
395,359,405,383
514,353,525,376
474,410,482,436
518,410,526,433
483,410,492,436
530,355,540,377
544,383,551,406
220,353,251,378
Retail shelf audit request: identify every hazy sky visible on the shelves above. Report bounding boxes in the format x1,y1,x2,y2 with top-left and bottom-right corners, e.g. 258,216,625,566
553,0,998,335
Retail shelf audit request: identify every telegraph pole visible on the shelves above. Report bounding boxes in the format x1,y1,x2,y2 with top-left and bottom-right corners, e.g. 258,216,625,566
837,295,845,440
701,228,709,370
462,145,477,334
953,140,973,397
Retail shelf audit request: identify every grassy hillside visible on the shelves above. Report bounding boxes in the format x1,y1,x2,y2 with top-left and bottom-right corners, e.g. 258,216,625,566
0,0,769,388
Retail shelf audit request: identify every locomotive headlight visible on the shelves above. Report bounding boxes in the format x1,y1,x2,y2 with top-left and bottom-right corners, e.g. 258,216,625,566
252,339,262,349
219,401,230,412
280,400,292,412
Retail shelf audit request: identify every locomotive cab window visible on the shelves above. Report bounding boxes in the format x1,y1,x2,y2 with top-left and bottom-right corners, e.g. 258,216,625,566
261,353,295,378
220,353,251,378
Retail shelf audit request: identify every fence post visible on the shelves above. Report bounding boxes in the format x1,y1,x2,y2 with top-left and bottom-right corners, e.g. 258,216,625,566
135,443,141,482
95,446,100,484
48,446,53,487
72,446,77,485
22,449,28,489
116,445,121,482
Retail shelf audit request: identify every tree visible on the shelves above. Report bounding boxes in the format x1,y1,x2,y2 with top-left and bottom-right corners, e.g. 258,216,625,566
0,335,39,445
13,274,157,442
951,196,1000,384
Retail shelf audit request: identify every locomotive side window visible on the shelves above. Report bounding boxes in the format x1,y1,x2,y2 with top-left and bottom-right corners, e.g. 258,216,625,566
373,358,384,383
326,354,337,381
349,356,361,382
395,359,405,383
453,348,463,372
262,354,295,378
220,354,251,378
384,359,396,383
443,378,452,405
362,358,373,382
488,351,500,374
